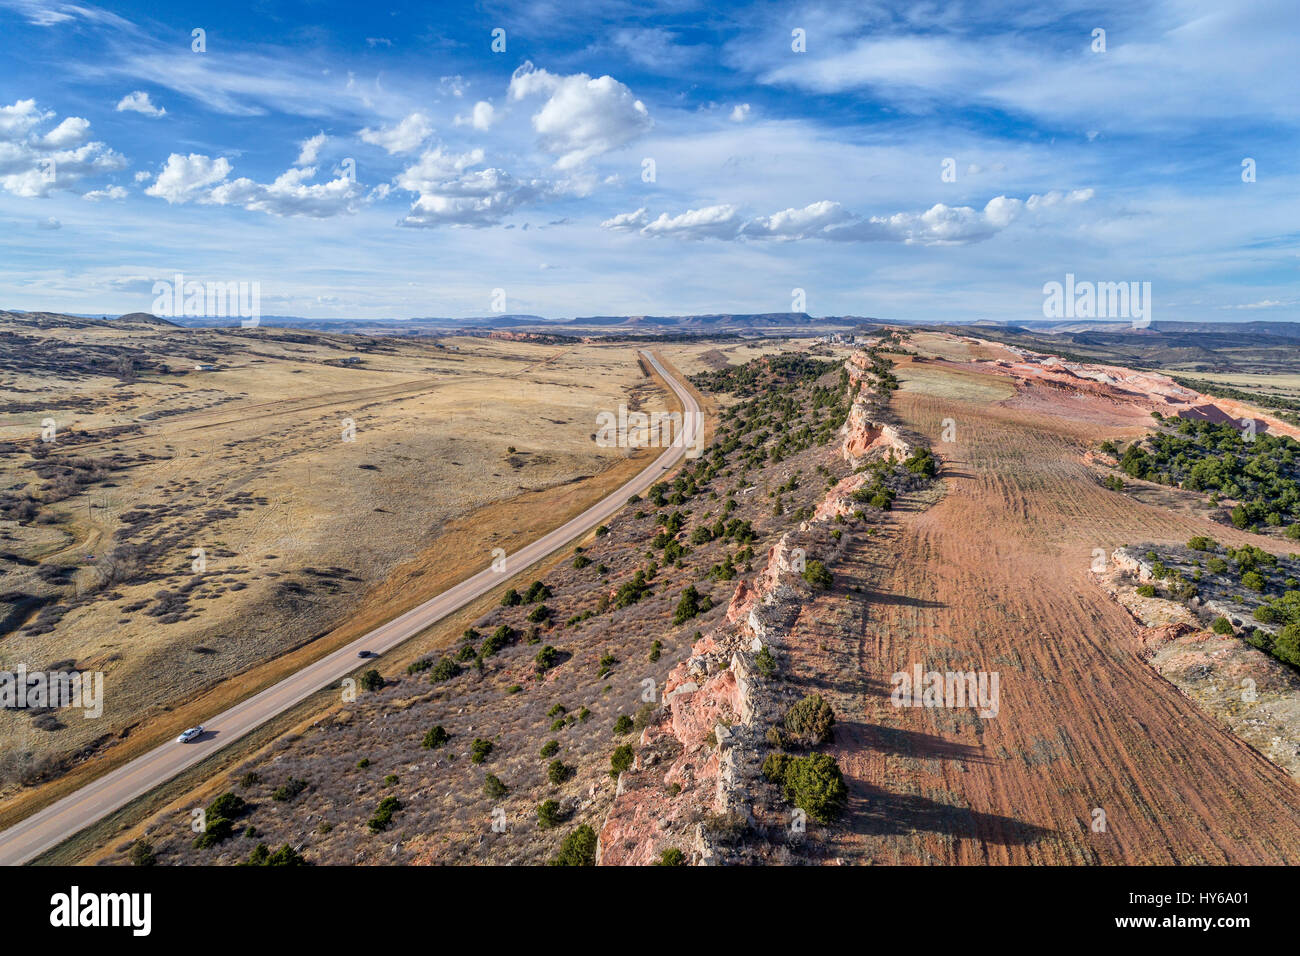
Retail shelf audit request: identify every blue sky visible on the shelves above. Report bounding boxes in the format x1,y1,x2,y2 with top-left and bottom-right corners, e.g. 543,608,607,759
1,0,1296,322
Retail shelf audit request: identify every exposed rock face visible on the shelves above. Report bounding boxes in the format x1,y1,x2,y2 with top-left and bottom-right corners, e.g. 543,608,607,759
841,404,911,463
982,347,1300,441
597,348,911,865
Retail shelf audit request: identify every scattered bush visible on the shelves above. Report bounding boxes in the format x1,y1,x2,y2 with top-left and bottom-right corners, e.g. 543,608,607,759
610,744,635,777
550,824,597,865
783,694,835,746
367,795,402,832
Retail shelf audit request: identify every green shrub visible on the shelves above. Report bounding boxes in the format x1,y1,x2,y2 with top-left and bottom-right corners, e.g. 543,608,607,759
610,744,635,777
537,799,564,829
547,760,574,785
781,753,848,823
783,694,835,746
1136,584,1156,597
535,644,559,675
193,816,234,849
367,795,402,832
422,725,450,749
672,586,703,625
1187,536,1218,551
1211,616,1234,634
481,625,514,657
801,560,833,590
208,792,247,820
429,657,461,682
470,738,494,763
358,668,384,692
613,714,634,736
754,645,777,678
550,824,597,865
271,777,308,802
484,773,508,798
128,839,155,866
655,847,686,866
540,739,559,758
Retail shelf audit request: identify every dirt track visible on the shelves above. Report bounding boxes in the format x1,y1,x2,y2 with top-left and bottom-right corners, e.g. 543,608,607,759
797,360,1300,864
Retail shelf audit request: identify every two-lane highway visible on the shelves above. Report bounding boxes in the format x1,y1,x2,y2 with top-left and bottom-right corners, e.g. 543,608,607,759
0,350,701,865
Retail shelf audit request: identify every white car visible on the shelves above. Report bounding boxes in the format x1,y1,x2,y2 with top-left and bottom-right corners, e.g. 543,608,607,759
177,726,204,743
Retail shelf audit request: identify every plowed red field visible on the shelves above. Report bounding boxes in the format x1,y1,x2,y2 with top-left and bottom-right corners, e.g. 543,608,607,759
788,360,1300,864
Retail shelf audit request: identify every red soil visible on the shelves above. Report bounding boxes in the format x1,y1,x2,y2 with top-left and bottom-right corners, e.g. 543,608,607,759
783,360,1300,864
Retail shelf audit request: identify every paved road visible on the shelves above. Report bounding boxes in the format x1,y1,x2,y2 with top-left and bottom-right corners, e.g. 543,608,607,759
0,350,701,865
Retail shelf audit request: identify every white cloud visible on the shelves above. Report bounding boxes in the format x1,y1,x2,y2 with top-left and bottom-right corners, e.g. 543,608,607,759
133,170,152,182
145,152,232,203
601,207,648,231
295,132,327,166
455,101,496,131
507,62,652,169
394,146,548,227
0,99,50,142
640,204,742,240
359,112,432,154
83,185,128,201
730,103,751,122
208,165,365,218
35,115,90,148
615,190,1094,244
0,100,125,197
394,146,486,193
144,151,364,217
115,91,166,117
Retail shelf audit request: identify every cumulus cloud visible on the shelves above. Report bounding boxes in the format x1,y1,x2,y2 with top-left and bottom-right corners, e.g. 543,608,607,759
641,204,742,239
455,101,496,131
144,151,364,217
394,146,549,228
608,190,1094,244
359,112,433,154
507,62,652,169
145,153,232,203
600,207,649,231
739,200,855,239
730,103,751,122
209,165,366,218
115,91,166,117
0,99,50,140
295,132,327,166
36,116,90,148
83,185,127,201
0,99,125,197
